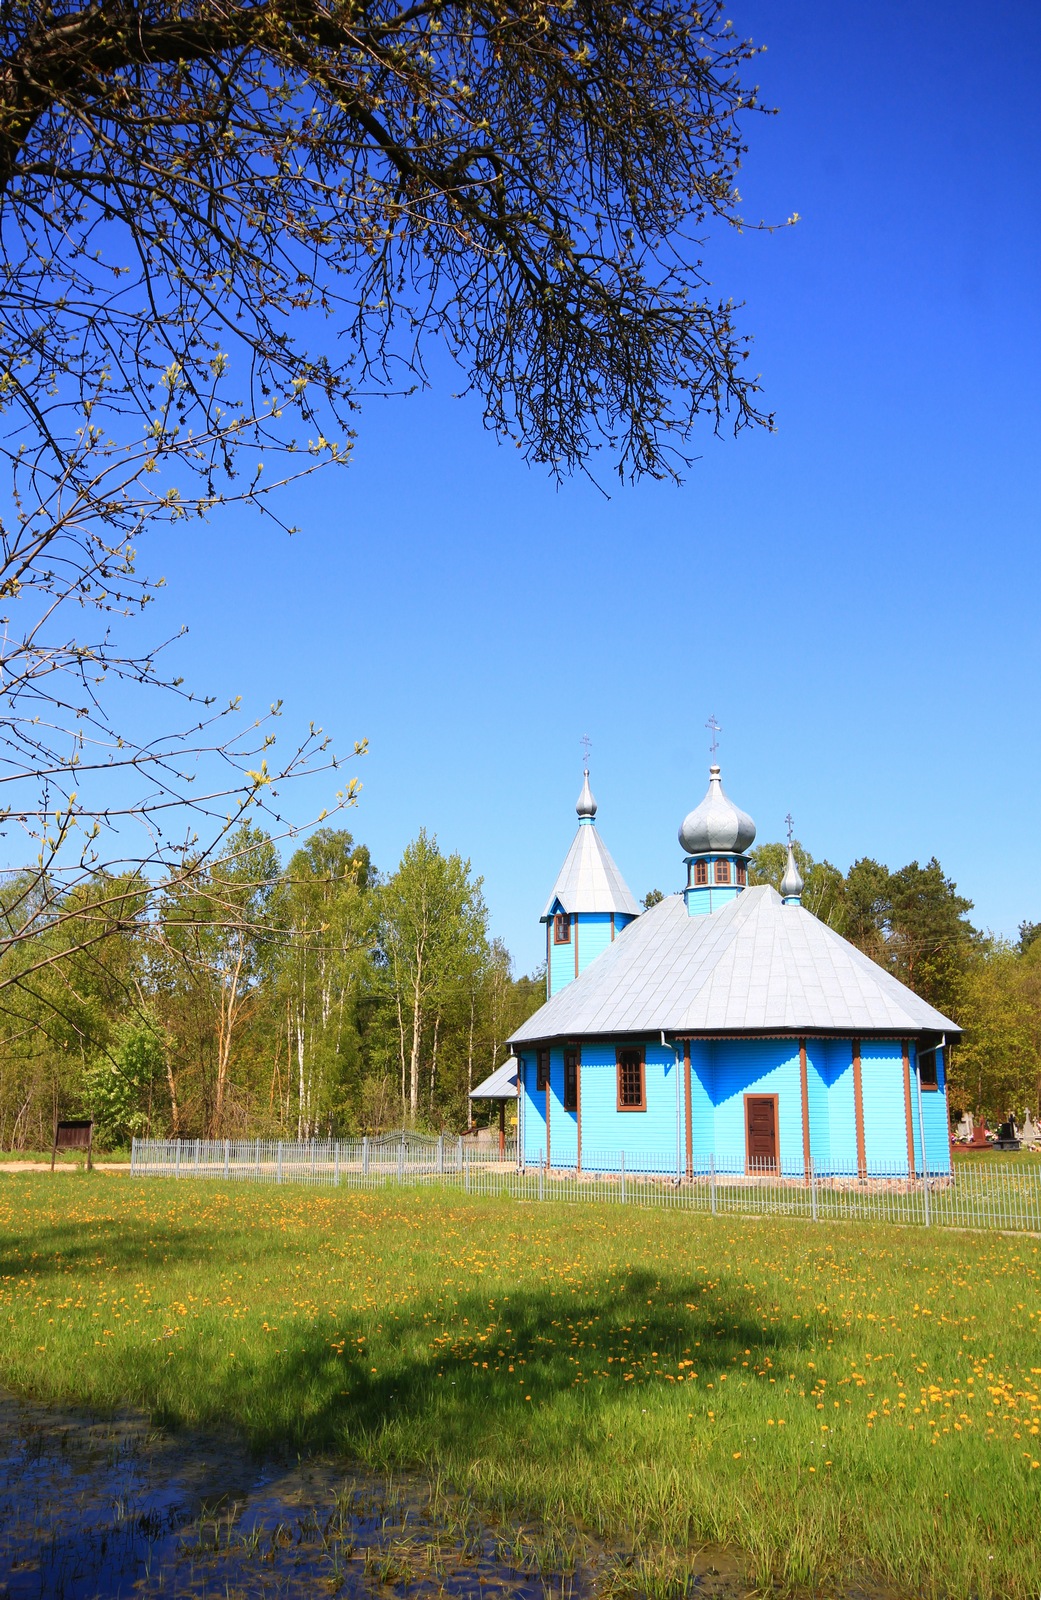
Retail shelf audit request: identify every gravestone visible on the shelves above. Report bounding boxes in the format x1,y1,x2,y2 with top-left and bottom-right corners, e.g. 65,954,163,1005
954,1112,973,1142
1021,1110,1039,1146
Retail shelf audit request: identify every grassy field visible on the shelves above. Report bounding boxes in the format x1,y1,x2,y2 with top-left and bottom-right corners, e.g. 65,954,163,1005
0,1176,1038,1598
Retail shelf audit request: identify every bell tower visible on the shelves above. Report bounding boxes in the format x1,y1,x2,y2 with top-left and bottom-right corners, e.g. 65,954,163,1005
542,771,639,997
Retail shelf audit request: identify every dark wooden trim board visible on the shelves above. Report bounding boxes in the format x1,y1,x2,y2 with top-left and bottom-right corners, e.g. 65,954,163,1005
799,1037,811,1179
683,1039,693,1180
901,1039,916,1174
574,915,580,979
575,1048,582,1171
852,1039,866,1178
610,912,615,942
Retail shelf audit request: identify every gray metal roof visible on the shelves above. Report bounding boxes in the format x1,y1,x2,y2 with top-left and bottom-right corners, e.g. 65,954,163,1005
542,823,641,919
469,1055,519,1099
512,886,959,1043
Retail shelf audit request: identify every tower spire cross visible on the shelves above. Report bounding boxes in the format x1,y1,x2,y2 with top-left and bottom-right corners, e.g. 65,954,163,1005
785,812,795,846
580,733,592,770
705,713,722,760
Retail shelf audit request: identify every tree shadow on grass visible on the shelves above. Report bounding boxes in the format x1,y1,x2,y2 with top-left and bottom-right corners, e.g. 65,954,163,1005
0,1198,803,1481
180,1266,801,1468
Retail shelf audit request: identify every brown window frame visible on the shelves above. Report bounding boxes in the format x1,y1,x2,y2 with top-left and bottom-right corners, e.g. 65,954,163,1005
553,912,571,945
714,859,731,886
693,860,708,886
536,1048,550,1092
736,862,747,886
563,1049,579,1112
616,1047,646,1112
920,1049,939,1091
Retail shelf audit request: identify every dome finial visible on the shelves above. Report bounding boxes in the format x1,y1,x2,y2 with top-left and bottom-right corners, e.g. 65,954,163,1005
780,820,804,905
576,769,597,820
679,762,756,855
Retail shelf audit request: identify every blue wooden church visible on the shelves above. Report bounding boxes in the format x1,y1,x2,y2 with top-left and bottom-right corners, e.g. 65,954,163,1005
496,766,957,1178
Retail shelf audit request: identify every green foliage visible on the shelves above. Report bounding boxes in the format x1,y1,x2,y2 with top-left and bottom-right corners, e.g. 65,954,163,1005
0,825,543,1144
642,889,664,909
82,1021,165,1145
748,840,845,925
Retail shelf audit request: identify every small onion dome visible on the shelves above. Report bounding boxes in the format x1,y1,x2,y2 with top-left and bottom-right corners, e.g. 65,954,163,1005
576,770,597,819
780,843,804,902
678,765,756,855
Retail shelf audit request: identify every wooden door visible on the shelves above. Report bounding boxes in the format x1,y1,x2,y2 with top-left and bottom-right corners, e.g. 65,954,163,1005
745,1095,778,1171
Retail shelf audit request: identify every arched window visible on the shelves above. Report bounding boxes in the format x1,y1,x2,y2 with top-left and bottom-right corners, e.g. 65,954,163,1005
553,912,571,944
736,863,747,886
715,859,731,885
694,860,708,886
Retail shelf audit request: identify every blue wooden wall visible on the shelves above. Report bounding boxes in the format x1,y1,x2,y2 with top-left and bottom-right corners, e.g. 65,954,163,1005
821,1040,859,1170
908,1041,952,1174
578,1040,682,1167
546,910,633,998
709,1037,804,1173
861,1040,907,1170
517,1035,951,1175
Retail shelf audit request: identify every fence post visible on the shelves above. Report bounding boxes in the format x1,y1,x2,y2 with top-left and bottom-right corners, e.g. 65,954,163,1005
130,1137,138,1177
223,1139,229,1180
620,1150,626,1204
334,1141,340,1187
362,1135,369,1178
710,1154,717,1216
810,1155,818,1222
456,1135,463,1173
194,1139,200,1176
437,1134,444,1177
397,1137,404,1185
276,1141,283,1185
175,1142,181,1180
538,1163,544,1203
923,1162,932,1227
465,1144,471,1195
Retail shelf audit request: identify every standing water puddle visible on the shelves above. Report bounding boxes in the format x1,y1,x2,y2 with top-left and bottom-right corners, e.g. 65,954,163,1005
0,1391,757,1600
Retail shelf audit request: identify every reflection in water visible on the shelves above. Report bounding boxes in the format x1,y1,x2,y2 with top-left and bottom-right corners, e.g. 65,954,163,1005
0,1389,582,1599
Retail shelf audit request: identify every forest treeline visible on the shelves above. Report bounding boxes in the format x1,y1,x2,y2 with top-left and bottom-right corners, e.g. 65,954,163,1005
0,827,542,1150
0,828,1036,1150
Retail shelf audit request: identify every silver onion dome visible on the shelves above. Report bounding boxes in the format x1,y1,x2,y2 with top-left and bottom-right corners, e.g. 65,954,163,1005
576,770,597,819
780,842,804,901
678,765,756,855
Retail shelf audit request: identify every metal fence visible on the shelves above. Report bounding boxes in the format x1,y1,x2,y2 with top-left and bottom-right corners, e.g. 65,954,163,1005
129,1136,1041,1234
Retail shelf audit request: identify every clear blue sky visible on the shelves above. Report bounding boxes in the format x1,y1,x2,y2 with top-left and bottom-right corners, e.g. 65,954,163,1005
141,0,1040,975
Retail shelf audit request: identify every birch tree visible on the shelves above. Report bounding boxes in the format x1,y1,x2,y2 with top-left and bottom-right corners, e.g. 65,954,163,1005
156,824,279,1134
379,831,487,1122
276,828,374,1137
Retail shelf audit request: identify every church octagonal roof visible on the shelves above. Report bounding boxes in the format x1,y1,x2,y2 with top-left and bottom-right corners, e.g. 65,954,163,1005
514,887,960,1042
